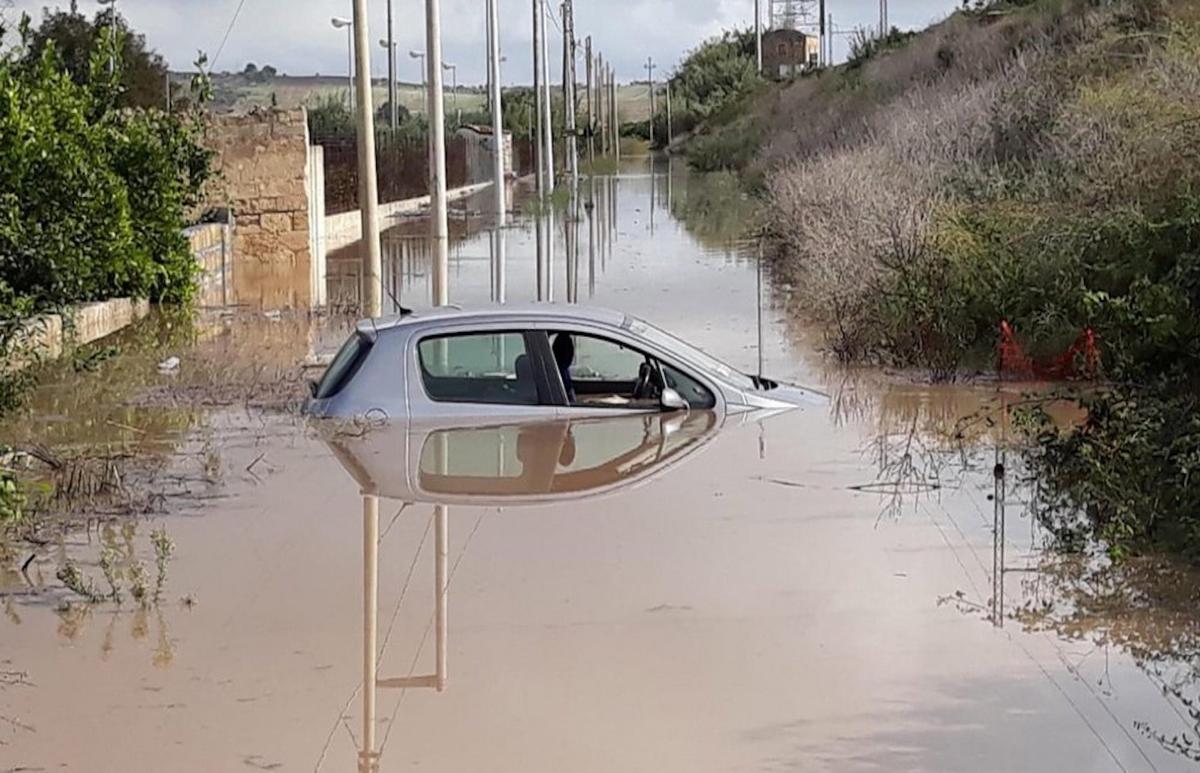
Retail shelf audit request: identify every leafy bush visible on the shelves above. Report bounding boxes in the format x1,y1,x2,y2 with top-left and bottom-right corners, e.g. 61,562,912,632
0,13,214,414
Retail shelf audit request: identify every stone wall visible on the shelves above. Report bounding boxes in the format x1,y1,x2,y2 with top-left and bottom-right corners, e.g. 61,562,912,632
206,108,313,309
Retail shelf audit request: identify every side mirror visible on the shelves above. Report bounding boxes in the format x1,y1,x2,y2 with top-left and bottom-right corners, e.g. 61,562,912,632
660,387,688,412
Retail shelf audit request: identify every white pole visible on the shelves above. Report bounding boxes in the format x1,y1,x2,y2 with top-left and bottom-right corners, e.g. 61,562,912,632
488,0,506,304
665,79,673,148
755,0,763,75
562,1,577,186
347,27,355,112
539,0,555,192
387,0,397,128
350,2,382,317
585,37,594,168
426,0,449,306
612,67,620,163
645,57,655,146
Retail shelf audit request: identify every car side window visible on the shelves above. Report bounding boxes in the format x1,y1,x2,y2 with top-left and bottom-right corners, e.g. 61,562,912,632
418,332,540,405
552,331,714,410
662,363,716,409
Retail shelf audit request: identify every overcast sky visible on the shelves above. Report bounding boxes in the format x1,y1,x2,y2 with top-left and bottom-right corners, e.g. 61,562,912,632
6,0,961,83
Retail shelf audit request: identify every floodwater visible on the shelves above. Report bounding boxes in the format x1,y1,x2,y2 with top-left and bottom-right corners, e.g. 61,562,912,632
3,158,1199,772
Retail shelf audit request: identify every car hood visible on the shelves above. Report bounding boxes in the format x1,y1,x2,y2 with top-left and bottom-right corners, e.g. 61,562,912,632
736,382,829,411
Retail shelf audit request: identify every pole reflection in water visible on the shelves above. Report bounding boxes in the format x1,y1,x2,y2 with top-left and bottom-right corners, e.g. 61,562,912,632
546,208,555,302
649,164,656,236
361,495,379,773
325,410,729,769
587,178,597,299
357,506,449,769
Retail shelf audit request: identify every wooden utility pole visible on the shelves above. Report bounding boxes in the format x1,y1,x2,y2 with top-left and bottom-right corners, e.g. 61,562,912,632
585,36,594,168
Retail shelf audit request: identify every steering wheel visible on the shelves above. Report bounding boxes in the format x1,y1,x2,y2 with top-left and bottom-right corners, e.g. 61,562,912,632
632,360,663,401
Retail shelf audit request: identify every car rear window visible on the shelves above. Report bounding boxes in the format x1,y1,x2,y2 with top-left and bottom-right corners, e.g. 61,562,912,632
315,332,372,399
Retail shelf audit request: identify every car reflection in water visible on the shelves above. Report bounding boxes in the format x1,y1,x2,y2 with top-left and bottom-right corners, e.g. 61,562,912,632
321,410,721,772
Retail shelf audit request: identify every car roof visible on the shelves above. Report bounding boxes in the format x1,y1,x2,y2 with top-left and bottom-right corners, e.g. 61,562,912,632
356,303,630,336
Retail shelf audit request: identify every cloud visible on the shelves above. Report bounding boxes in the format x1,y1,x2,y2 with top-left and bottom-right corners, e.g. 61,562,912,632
6,0,961,84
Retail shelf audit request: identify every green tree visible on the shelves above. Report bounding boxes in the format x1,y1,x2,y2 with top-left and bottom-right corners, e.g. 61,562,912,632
21,3,168,109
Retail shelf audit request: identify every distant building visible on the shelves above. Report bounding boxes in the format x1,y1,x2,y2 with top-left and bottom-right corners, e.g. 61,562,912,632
762,28,819,79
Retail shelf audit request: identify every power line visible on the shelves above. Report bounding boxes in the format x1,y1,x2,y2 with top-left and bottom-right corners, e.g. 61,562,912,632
211,0,250,70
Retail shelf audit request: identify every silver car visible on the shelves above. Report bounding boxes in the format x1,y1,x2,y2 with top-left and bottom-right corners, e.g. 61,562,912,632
306,304,823,423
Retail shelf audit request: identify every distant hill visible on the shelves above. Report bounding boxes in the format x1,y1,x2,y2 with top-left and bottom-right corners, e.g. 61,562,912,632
172,71,652,121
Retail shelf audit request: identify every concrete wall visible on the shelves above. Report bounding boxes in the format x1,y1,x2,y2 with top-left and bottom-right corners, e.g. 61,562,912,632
207,107,313,309
323,181,495,252
5,299,151,372
186,223,234,307
456,126,514,186
73,299,151,346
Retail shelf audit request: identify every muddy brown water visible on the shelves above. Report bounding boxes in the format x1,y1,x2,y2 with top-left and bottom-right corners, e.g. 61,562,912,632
2,158,1199,771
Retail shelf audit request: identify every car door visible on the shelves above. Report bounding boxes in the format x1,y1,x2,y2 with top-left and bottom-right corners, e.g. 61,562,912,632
406,324,562,424
537,325,720,419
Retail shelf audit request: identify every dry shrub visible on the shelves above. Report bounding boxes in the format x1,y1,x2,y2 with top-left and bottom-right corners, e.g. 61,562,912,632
758,0,1159,369
765,72,1015,362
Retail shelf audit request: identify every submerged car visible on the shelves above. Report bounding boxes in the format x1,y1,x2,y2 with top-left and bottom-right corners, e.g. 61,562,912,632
306,305,823,422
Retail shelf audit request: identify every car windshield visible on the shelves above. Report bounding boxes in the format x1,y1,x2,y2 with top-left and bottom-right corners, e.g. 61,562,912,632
623,317,757,390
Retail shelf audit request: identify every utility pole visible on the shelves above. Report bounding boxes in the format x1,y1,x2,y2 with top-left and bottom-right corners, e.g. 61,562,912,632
487,0,506,303
819,0,826,67
562,1,578,186
426,0,449,306
755,0,763,75
533,0,544,199
645,57,656,147
350,0,382,316
585,37,594,168
386,0,397,129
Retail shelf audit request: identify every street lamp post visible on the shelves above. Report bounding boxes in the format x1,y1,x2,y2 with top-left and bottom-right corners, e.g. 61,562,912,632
442,62,458,112
410,50,427,111
378,38,399,128
331,17,354,111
